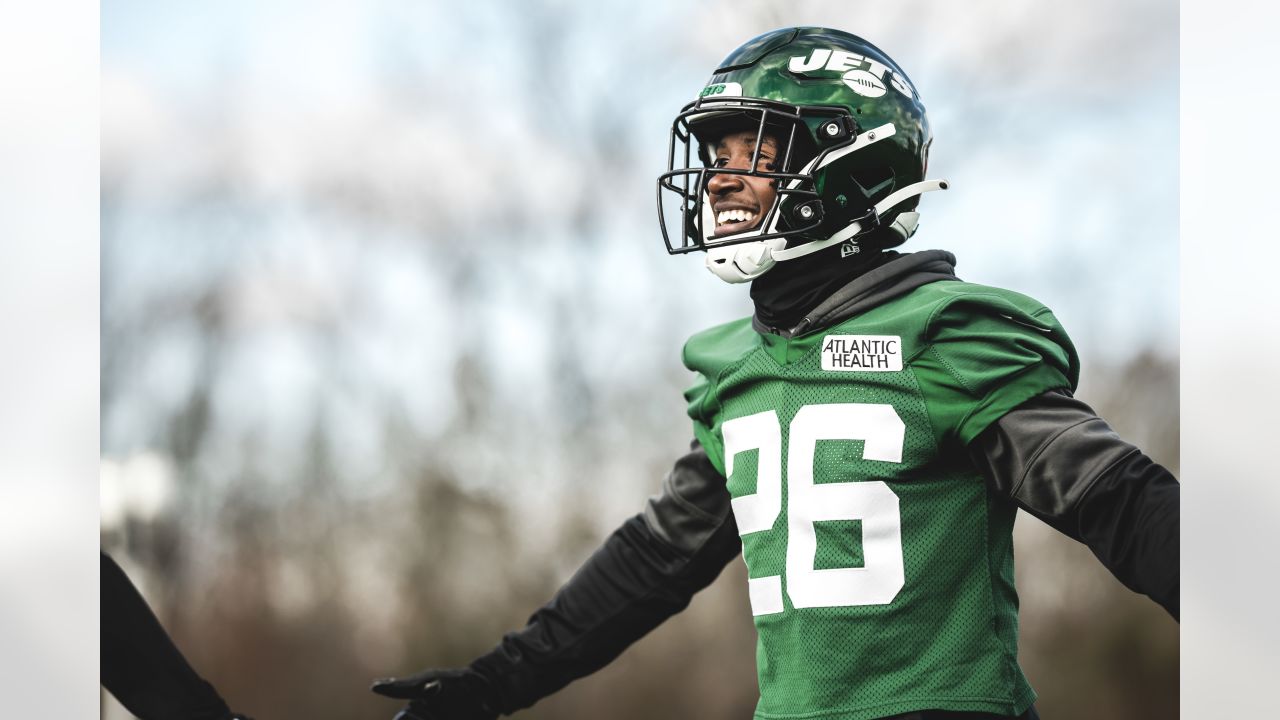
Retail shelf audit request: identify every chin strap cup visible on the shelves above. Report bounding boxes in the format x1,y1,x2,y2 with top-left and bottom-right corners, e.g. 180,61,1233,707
705,238,787,284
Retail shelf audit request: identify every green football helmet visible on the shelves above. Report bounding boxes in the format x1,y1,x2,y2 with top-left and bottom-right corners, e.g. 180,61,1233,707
657,27,948,283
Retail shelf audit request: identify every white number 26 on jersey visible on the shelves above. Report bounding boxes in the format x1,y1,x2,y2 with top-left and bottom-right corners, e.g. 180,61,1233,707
723,403,905,615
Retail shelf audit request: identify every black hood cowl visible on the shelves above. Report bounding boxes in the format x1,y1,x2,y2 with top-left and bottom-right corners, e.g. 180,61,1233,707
751,248,959,338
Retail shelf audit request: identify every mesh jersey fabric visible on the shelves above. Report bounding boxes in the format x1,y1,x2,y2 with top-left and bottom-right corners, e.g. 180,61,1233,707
683,280,1078,720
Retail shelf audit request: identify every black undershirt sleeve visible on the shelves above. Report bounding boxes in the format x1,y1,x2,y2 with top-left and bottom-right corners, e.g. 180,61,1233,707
101,552,233,720
968,390,1179,620
470,442,741,714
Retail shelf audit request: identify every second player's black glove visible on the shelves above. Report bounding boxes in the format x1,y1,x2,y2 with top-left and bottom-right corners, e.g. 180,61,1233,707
370,666,500,720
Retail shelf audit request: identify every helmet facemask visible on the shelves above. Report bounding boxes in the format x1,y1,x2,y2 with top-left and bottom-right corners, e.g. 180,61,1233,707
657,97,845,257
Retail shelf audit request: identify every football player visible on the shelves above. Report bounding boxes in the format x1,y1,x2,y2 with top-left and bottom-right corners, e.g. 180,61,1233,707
371,27,1178,720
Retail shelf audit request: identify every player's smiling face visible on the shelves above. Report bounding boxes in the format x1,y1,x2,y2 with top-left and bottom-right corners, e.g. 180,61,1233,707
706,130,780,237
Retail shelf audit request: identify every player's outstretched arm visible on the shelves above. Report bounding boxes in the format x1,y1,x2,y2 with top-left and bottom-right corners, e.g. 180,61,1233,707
101,552,254,720
372,442,741,718
970,390,1180,619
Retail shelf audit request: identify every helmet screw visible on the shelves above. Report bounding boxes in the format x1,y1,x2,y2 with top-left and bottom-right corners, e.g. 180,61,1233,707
835,194,848,207
793,200,823,224
868,131,876,140
824,122,841,137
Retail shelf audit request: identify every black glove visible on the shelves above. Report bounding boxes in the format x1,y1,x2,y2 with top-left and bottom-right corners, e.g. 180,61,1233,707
370,667,500,720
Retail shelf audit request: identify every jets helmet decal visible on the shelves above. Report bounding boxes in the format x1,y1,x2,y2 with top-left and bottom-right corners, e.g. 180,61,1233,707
657,27,948,283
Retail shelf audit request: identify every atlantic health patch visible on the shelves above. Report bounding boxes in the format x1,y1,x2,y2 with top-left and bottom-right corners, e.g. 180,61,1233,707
820,335,902,372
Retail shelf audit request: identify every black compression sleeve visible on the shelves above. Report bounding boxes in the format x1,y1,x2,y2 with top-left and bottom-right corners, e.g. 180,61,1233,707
101,552,233,720
470,443,741,714
969,391,1180,619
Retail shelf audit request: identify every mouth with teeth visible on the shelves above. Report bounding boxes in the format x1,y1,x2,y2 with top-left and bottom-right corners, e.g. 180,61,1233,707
713,206,761,237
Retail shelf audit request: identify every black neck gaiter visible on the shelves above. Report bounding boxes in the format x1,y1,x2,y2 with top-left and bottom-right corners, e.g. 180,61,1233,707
750,245,902,333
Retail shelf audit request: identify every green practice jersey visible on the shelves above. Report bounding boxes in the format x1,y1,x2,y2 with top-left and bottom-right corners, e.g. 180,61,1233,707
683,280,1079,720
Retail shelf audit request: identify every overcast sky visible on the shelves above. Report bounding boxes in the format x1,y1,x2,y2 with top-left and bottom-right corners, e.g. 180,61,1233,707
98,1,1179,505
102,0,1178,355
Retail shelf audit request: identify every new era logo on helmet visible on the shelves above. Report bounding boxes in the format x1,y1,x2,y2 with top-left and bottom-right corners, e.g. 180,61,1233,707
788,49,915,99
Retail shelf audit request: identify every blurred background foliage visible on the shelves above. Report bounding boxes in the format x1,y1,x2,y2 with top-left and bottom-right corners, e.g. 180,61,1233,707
101,1,1178,718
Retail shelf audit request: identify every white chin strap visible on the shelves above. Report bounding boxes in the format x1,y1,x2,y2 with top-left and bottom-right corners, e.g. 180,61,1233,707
772,178,949,261
704,178,950,283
